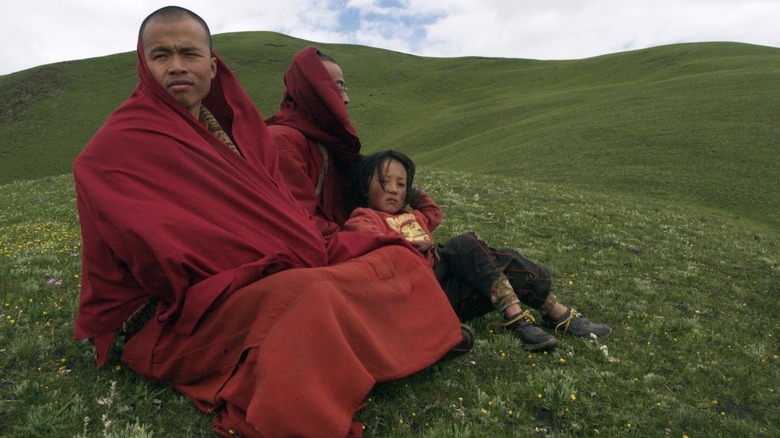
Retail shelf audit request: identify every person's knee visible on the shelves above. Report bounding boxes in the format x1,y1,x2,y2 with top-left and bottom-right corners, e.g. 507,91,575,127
447,232,485,251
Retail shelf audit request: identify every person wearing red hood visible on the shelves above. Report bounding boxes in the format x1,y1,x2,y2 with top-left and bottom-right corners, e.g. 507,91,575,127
72,6,465,437
265,47,359,231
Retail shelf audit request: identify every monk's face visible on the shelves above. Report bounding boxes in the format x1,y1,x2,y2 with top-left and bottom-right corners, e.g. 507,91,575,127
322,60,350,105
142,17,217,118
368,158,407,214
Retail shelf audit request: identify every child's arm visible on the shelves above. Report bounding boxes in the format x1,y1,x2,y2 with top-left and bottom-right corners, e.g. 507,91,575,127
344,208,385,235
409,188,444,232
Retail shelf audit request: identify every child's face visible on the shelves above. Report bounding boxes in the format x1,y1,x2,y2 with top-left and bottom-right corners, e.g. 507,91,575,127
367,158,407,214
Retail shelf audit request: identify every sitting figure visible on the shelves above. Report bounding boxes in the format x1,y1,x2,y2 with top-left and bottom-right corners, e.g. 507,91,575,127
265,47,359,231
345,150,613,351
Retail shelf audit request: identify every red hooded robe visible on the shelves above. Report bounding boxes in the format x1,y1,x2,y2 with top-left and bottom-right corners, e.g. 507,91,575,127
73,41,461,437
265,46,360,228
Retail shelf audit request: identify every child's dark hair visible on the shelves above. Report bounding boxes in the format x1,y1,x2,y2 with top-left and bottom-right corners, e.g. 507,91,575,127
347,150,416,212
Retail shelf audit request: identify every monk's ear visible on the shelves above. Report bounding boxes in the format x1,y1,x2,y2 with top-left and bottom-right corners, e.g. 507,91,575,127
210,57,217,79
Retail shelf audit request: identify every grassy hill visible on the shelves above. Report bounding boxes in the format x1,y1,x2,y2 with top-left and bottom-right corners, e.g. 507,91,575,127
1,32,779,229
1,33,779,436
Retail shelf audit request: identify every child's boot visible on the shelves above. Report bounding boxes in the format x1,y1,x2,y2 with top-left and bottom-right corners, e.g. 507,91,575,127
540,309,613,338
488,275,558,350
502,310,558,351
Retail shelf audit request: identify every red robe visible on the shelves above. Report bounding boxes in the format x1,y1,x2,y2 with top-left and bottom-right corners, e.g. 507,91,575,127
73,41,461,437
265,46,360,228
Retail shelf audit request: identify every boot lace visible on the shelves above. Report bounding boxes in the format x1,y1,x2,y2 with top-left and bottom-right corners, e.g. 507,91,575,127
552,309,582,334
488,309,535,332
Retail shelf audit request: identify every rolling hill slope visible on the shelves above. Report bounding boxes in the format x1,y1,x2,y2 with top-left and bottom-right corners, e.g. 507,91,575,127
1,32,778,228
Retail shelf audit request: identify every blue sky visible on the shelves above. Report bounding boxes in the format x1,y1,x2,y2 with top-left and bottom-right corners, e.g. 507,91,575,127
2,0,779,75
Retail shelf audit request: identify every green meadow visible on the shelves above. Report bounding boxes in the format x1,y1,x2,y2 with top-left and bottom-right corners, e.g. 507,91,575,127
1,32,778,436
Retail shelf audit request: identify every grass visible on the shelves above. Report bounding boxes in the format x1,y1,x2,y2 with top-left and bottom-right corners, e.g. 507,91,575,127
1,170,778,436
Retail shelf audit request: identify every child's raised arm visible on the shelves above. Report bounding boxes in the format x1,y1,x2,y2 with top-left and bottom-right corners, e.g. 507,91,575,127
409,188,444,232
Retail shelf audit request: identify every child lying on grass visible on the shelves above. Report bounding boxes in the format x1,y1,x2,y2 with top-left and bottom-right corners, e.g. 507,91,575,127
345,150,613,351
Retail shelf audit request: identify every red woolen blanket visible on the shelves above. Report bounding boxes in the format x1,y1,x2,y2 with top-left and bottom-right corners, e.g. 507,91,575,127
123,245,459,437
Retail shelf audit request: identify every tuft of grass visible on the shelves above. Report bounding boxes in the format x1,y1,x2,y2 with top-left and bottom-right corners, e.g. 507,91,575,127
1,171,778,436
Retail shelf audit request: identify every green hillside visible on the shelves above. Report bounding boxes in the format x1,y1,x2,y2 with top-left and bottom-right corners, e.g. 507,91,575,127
1,32,779,230
1,33,779,436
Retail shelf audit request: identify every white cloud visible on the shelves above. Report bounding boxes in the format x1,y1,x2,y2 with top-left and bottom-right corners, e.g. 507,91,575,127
1,0,779,75
417,0,780,59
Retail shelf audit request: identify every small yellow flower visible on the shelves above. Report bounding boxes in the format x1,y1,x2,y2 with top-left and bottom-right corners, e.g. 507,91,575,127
570,393,576,401
559,357,566,364
507,410,513,416
712,399,718,405
481,408,488,414
115,365,122,371
537,393,543,399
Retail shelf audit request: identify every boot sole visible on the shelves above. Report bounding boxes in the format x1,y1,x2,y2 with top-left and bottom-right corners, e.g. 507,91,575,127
522,337,558,351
